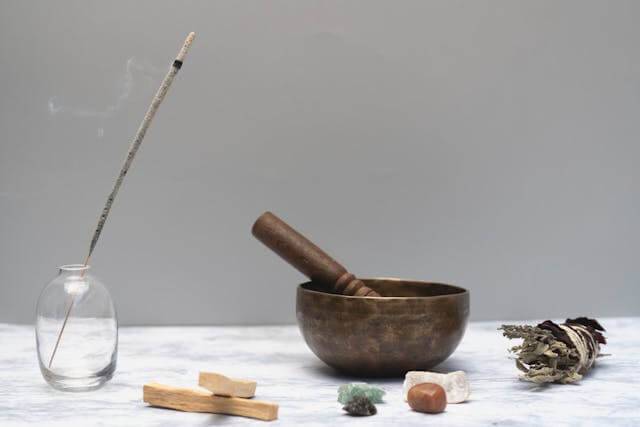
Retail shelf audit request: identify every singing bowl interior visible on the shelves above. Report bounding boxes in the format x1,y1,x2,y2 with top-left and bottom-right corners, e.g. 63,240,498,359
296,278,469,377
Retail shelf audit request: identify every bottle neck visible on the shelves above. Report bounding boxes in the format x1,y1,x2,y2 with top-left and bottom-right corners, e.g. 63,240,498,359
58,264,91,294
58,264,91,277
58,264,91,275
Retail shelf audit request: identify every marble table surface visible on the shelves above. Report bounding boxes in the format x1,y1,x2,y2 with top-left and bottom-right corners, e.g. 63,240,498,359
1,318,638,426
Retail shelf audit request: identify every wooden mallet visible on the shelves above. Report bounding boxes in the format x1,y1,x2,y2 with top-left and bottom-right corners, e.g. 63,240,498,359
252,211,380,297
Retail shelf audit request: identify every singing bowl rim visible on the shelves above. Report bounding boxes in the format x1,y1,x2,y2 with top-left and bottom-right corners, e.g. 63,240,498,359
298,276,469,300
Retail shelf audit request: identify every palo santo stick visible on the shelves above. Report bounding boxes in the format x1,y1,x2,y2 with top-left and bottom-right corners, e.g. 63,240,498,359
48,32,196,369
143,383,278,421
199,372,257,398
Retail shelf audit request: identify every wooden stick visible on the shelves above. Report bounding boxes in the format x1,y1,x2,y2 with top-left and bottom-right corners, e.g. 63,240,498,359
198,372,257,398
143,383,279,421
48,32,196,369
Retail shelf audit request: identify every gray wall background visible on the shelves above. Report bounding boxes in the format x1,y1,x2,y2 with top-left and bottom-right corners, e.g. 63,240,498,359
1,1,639,325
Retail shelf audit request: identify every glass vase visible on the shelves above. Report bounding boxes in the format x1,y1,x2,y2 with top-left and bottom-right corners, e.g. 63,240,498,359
35,264,117,391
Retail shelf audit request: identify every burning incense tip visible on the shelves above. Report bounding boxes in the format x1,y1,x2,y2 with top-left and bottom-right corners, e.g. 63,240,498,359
173,32,195,69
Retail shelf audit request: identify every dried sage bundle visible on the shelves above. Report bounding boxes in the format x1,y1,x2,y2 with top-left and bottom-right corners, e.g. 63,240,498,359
500,317,606,384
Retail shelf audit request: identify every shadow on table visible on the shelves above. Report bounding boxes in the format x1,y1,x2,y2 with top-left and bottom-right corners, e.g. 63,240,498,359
201,413,246,425
305,355,471,384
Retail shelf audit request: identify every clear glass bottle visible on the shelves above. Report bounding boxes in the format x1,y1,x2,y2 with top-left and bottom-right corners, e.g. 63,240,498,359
35,264,117,391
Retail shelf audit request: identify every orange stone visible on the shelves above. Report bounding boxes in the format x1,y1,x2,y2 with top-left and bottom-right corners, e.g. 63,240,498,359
407,383,447,414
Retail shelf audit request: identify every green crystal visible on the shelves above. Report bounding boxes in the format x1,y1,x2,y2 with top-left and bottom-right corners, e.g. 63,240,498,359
337,383,385,404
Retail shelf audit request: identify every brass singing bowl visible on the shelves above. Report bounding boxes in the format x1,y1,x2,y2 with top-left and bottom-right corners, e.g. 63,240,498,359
296,278,469,377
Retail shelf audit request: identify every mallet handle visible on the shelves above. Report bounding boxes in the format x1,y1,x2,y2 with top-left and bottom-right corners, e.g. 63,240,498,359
252,212,380,297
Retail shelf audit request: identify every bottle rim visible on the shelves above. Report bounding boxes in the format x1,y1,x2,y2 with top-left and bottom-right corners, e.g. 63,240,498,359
59,264,91,272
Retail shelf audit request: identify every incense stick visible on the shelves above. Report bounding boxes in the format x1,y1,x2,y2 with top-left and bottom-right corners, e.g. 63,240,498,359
48,32,196,368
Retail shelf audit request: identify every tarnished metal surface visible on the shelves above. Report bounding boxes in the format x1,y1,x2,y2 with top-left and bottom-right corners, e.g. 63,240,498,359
297,278,470,376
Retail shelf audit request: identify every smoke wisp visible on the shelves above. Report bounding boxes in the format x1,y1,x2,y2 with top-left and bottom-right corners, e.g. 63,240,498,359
48,57,164,118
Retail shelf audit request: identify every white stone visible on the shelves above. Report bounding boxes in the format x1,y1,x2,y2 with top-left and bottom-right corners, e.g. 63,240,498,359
403,370,470,404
